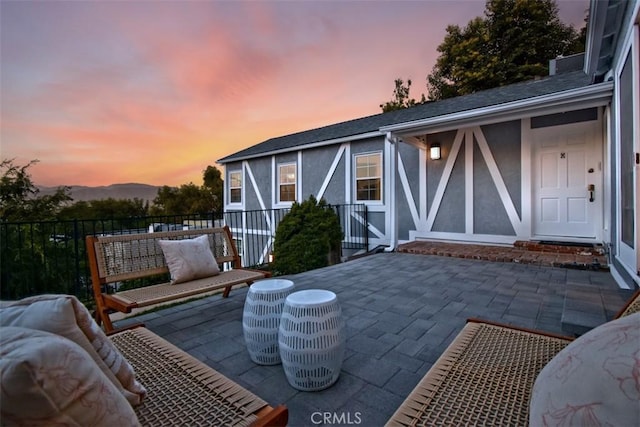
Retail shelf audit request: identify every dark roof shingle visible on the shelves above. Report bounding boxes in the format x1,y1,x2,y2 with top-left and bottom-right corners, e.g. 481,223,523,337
219,71,592,163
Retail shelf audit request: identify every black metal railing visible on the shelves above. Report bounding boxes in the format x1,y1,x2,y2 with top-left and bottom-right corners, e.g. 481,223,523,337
0,205,368,303
224,204,368,268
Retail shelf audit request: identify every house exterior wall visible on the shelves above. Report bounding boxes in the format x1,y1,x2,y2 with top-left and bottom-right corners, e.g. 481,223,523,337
224,108,607,264
409,112,602,245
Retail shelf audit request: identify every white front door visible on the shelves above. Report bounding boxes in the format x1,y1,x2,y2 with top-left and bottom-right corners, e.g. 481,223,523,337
532,121,602,240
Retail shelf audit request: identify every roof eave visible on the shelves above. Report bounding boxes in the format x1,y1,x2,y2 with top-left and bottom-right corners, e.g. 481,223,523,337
217,130,383,164
380,82,613,135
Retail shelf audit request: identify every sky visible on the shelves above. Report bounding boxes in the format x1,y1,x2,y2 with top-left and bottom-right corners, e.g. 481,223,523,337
1,0,588,188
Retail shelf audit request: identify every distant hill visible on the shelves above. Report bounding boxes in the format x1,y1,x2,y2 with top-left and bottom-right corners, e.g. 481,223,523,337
38,183,161,204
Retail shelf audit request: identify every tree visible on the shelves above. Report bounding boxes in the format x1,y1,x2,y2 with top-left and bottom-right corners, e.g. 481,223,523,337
150,165,224,215
272,196,343,275
380,78,426,113
1,159,72,221
0,159,75,299
203,165,223,213
57,198,149,220
426,0,584,100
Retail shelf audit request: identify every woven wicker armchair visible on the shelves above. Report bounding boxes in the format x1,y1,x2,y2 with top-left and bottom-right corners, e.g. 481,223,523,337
109,326,288,427
386,290,640,427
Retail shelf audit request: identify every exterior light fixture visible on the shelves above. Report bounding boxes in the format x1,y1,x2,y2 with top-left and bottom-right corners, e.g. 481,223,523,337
268,253,274,263
430,143,441,160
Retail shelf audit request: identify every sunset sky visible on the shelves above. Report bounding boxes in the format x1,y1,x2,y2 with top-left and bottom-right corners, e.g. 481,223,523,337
1,0,588,188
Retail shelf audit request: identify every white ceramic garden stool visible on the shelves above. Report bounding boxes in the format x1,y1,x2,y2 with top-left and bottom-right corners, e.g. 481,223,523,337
278,289,346,391
242,278,295,365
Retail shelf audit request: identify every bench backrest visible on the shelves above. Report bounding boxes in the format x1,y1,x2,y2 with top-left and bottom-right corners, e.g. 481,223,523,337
88,226,240,284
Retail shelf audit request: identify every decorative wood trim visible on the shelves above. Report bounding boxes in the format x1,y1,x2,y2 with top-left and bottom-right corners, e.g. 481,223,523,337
419,148,427,229
352,212,384,239
398,152,420,229
465,129,474,234
426,129,465,230
521,117,532,238
317,144,346,200
473,127,523,235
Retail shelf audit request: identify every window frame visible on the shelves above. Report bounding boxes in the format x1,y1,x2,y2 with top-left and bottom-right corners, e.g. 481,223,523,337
228,170,242,205
354,151,383,203
277,162,297,205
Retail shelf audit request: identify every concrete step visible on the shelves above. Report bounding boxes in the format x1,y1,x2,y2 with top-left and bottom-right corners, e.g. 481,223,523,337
514,240,606,256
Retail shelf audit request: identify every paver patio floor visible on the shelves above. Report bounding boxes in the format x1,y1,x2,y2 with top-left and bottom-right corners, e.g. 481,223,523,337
115,252,633,426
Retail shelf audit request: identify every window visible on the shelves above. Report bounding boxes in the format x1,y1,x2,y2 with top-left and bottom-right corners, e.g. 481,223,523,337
278,163,296,203
229,171,242,204
355,152,382,201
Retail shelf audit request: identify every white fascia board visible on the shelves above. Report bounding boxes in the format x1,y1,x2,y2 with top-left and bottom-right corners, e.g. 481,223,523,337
379,83,613,135
217,130,382,164
584,0,609,75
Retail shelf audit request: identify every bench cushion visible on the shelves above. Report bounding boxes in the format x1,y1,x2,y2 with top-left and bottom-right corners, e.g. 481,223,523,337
110,269,267,308
158,235,220,284
530,312,640,426
0,327,139,426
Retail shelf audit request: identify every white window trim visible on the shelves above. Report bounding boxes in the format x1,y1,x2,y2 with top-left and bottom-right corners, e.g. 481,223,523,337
354,151,383,205
276,161,297,206
227,170,243,207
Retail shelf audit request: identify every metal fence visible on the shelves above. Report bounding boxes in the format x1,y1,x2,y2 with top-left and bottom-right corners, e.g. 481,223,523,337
0,205,368,304
225,204,368,267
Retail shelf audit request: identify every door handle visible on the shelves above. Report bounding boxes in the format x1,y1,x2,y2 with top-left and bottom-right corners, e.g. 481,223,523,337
588,184,595,202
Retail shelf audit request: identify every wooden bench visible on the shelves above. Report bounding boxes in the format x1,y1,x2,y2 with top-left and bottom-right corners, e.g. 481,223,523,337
386,290,640,426
109,325,288,426
87,226,269,332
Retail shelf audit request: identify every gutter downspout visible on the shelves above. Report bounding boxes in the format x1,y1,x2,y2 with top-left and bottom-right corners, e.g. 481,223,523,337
385,132,398,252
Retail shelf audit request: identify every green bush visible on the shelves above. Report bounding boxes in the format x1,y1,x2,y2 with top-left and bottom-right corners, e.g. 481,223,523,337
272,196,343,275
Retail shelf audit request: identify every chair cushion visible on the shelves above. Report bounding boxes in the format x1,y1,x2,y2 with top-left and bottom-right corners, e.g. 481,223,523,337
0,326,139,426
0,294,146,405
158,235,220,284
530,312,640,426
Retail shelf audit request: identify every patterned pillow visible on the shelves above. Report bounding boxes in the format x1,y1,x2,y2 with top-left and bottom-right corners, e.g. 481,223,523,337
158,235,220,284
0,294,146,405
0,327,139,426
530,312,640,426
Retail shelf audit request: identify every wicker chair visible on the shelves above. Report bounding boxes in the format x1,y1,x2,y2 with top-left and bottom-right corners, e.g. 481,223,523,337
109,326,288,427
386,290,640,427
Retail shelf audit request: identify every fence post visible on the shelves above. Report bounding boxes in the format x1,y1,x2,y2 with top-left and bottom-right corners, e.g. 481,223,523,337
364,205,369,250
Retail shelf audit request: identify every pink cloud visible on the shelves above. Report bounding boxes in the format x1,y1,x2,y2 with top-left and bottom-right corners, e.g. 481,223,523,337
1,0,587,188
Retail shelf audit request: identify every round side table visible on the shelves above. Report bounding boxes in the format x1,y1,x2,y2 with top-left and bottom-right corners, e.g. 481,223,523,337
242,279,295,365
278,289,346,391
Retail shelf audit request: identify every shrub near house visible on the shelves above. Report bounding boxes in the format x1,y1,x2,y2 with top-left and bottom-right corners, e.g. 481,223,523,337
273,196,343,275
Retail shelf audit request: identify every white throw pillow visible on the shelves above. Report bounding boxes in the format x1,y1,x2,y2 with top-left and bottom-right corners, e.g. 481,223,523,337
0,294,146,405
158,235,220,284
530,312,640,426
0,327,140,426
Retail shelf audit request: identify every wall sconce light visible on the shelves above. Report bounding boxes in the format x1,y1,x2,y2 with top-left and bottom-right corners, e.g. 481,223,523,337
268,253,274,263
430,143,441,160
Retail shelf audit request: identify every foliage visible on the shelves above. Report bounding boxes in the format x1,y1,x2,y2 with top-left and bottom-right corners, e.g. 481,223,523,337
0,221,81,300
151,166,223,215
426,0,585,100
58,198,149,220
380,78,427,113
1,159,72,221
272,196,343,275
203,165,224,213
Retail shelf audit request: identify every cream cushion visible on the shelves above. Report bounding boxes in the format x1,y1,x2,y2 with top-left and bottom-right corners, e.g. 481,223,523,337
0,326,139,426
158,235,220,284
530,312,640,426
0,294,146,405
